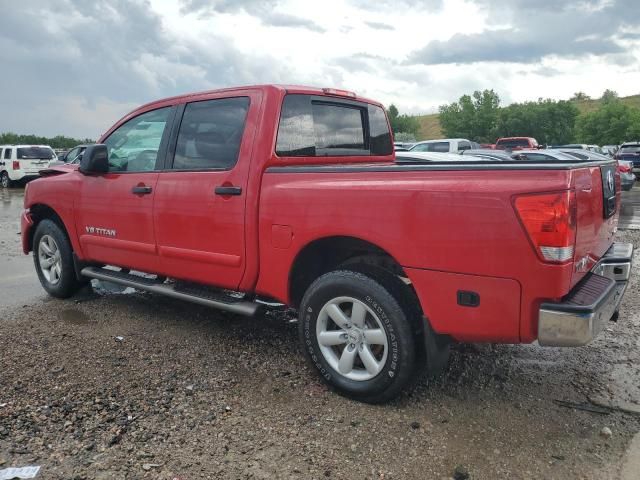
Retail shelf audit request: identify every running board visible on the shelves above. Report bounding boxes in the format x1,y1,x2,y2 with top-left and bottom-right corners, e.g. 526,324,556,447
80,267,260,316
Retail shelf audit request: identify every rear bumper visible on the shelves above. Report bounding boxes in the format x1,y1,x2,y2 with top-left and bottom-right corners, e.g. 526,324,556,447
538,242,633,347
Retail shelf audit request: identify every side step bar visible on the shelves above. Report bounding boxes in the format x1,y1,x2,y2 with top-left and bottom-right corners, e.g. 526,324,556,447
81,267,260,316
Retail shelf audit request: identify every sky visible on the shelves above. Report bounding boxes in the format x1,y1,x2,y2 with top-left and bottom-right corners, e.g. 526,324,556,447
0,0,639,139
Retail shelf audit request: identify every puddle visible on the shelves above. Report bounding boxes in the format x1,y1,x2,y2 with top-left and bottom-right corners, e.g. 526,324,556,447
57,308,90,325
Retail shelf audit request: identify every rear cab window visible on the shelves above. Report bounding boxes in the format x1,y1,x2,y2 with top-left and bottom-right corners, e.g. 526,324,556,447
497,139,530,148
275,94,392,157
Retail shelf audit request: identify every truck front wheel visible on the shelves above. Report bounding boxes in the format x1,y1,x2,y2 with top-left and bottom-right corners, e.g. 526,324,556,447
299,270,416,403
33,219,84,298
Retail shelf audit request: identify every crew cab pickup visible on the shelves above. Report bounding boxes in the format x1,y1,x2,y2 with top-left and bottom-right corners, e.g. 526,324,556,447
21,85,632,403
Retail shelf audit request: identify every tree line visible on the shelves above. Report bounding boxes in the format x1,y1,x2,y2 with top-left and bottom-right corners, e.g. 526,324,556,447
0,132,95,150
389,89,640,146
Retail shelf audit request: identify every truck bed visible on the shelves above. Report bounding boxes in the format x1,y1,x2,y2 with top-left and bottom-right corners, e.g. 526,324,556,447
257,158,619,344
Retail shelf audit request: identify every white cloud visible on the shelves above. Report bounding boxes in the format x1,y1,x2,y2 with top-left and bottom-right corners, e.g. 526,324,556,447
0,0,638,138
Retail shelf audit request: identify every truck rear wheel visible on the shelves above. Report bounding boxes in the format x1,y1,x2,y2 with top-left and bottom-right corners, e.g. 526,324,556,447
33,219,84,298
299,270,416,403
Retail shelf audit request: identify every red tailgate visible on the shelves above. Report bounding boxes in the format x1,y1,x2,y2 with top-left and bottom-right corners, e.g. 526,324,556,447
571,164,619,288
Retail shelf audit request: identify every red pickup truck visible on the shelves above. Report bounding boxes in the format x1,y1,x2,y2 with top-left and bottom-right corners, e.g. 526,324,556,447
21,85,632,403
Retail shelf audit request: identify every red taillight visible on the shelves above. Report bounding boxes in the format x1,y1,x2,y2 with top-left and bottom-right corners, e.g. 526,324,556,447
12,161,20,170
619,162,631,173
514,191,577,263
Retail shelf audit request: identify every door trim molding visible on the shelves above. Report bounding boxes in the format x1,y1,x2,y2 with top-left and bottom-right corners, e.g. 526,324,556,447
158,245,241,267
80,234,157,254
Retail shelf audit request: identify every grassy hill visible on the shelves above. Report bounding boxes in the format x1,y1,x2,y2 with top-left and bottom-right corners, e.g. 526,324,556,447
414,93,640,141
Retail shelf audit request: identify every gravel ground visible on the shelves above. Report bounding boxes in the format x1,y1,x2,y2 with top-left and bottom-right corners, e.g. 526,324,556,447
1,188,640,479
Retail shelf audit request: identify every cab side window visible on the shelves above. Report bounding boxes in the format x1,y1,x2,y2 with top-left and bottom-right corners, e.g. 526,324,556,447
172,97,250,170
65,147,80,164
103,107,171,173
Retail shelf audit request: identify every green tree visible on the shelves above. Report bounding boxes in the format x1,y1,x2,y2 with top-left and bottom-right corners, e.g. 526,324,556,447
438,89,500,142
0,132,95,149
576,99,640,145
601,89,619,104
493,99,579,145
570,92,591,101
387,104,420,137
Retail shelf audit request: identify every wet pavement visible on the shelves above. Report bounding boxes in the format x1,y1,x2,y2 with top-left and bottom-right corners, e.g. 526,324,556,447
618,185,640,230
0,188,48,307
1,185,640,479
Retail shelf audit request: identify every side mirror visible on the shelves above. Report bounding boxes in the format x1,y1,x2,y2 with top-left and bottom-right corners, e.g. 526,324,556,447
79,144,109,174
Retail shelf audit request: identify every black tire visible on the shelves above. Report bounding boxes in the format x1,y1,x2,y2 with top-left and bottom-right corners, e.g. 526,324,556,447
33,219,84,298
1,171,13,188
299,270,416,403
340,262,451,379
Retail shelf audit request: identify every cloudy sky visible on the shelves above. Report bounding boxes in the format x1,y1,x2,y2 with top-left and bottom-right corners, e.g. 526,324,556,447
1,0,639,138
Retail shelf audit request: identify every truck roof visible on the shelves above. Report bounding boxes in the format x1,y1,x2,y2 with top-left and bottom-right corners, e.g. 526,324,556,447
135,84,382,112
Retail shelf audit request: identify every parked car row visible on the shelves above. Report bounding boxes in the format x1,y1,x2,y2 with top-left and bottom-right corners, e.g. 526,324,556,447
396,146,635,190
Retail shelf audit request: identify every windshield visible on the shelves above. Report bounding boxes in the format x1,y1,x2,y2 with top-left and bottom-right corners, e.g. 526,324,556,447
620,145,640,154
496,139,530,148
17,147,54,159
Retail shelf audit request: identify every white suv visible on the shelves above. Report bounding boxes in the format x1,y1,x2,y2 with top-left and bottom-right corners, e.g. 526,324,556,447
408,138,477,153
0,145,56,188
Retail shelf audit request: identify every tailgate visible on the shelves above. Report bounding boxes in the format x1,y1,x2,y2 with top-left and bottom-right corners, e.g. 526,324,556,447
571,163,619,287
20,159,50,173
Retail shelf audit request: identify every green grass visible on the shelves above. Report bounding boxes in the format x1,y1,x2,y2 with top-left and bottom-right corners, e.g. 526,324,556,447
413,94,640,141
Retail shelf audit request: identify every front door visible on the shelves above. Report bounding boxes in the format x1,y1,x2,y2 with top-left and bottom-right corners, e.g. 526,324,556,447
153,93,260,290
76,106,173,273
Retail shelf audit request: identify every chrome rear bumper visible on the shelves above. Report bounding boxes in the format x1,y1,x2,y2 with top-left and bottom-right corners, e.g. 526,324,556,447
538,242,633,347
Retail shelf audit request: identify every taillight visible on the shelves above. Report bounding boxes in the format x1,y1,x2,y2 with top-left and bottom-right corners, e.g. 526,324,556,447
618,162,631,173
322,88,357,98
12,161,20,170
514,190,577,263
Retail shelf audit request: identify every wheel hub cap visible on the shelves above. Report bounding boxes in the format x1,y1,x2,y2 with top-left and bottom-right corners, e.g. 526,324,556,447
38,234,62,285
316,296,389,382
347,328,362,345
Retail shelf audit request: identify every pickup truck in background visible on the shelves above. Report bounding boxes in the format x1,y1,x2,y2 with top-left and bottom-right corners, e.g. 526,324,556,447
495,136,540,151
21,85,632,403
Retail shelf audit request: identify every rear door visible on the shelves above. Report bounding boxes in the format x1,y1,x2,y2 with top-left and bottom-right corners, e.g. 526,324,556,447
153,91,262,289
